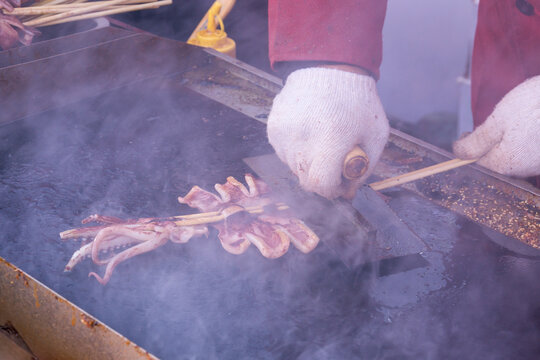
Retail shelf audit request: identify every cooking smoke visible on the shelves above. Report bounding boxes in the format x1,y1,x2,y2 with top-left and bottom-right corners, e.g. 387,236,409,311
0,1,539,359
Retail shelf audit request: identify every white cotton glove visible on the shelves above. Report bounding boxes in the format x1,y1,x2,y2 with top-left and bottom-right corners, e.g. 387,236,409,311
267,68,389,199
453,76,540,177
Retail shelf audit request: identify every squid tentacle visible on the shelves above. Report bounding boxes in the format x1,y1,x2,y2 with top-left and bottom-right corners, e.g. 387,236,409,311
91,225,157,265
89,231,170,285
62,174,320,285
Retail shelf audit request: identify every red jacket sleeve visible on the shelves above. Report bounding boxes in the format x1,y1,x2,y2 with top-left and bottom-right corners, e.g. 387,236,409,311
471,0,540,186
472,0,540,127
268,0,387,79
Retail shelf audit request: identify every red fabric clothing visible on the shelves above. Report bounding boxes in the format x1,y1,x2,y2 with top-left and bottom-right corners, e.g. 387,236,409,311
269,0,540,185
472,1,540,187
472,0,540,127
268,0,540,125
268,0,387,79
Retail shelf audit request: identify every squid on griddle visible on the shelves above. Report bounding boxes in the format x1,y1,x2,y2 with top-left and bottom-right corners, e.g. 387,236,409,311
61,174,319,285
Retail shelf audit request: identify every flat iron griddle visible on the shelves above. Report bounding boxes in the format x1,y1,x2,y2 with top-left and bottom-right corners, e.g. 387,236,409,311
1,26,539,359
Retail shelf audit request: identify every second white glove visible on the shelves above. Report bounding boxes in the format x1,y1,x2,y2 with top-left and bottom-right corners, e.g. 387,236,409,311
453,76,540,178
267,68,389,199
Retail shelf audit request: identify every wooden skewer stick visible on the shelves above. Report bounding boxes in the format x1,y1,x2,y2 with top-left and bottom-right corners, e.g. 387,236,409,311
5,0,157,15
173,156,478,222
173,203,290,226
35,0,156,6
61,157,478,236
27,0,171,27
172,202,288,220
33,0,74,7
175,157,478,224
150,156,478,224
172,203,289,226
59,202,291,239
17,0,87,20
5,8,64,15
23,0,131,27
7,6,116,15
369,158,478,191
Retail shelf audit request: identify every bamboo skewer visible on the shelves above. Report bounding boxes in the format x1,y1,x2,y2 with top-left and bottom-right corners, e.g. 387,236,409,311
34,0,75,7
369,158,478,191
36,0,155,6
169,157,478,224
171,203,289,227
5,0,171,27
22,0,130,27
171,202,290,226
172,203,288,221
59,203,290,238
4,0,157,15
7,8,70,15
30,0,171,26
60,158,477,236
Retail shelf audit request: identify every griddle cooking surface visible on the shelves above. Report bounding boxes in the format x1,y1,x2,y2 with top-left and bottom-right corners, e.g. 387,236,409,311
1,85,540,359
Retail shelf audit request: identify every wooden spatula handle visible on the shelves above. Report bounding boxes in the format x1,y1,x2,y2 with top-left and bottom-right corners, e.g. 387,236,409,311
343,145,369,180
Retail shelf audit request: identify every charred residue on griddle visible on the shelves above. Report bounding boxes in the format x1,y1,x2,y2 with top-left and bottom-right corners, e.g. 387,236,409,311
14,269,30,288
417,171,539,248
379,140,540,249
184,63,275,109
80,314,99,329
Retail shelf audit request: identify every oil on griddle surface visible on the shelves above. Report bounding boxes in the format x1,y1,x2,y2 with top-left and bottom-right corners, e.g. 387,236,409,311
1,85,540,359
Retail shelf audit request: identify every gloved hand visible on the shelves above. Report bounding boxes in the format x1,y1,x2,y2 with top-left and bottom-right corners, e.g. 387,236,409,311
453,76,540,177
267,67,389,199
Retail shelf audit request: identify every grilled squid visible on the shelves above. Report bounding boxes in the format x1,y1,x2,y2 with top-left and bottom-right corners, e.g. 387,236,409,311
61,174,319,285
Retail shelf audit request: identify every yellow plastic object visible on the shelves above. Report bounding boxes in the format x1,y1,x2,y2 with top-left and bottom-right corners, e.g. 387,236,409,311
187,0,236,42
187,1,236,58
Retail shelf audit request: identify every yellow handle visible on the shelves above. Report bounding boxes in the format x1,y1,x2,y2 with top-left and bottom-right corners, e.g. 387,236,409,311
187,0,236,42
343,145,369,180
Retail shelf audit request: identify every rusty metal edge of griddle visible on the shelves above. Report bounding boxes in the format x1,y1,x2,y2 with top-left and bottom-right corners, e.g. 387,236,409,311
0,256,158,360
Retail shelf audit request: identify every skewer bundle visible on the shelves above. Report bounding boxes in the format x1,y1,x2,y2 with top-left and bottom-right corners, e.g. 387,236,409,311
2,0,171,27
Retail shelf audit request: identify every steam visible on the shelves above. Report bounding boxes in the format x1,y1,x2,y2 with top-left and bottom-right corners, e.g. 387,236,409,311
1,1,539,360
